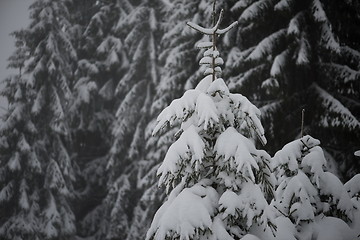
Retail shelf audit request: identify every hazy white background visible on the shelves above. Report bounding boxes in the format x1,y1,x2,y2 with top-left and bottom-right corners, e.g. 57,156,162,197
0,0,34,115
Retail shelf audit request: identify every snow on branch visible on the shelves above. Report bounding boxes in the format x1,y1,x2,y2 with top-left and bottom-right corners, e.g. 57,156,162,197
152,89,201,136
146,181,218,240
239,0,275,23
341,46,360,68
296,36,310,65
247,28,286,61
312,0,327,22
321,63,360,83
274,0,294,12
230,94,267,145
288,11,304,35
215,127,259,183
186,9,223,35
216,21,238,35
345,174,360,197
187,9,238,36
271,49,290,77
231,0,257,12
312,83,360,130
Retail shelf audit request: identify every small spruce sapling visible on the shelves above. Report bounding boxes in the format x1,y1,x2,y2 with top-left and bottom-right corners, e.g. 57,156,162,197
271,135,357,240
146,5,276,240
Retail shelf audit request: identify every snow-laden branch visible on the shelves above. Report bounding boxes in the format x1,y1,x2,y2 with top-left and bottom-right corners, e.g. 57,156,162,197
216,21,238,35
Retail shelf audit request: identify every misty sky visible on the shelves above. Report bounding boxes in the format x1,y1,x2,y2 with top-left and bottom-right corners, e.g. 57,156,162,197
0,0,33,115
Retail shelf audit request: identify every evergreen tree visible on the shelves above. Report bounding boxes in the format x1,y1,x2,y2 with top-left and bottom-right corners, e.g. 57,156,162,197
78,0,167,239
223,0,360,179
69,1,132,236
73,0,132,239
270,135,356,239
106,0,166,238
126,1,213,238
147,7,277,239
0,0,77,239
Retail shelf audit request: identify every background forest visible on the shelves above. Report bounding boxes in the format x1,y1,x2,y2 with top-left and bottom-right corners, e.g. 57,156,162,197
0,0,359,239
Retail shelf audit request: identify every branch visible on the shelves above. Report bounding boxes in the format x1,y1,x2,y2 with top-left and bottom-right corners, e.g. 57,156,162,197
213,9,224,31
187,21,215,35
216,21,238,34
186,9,224,35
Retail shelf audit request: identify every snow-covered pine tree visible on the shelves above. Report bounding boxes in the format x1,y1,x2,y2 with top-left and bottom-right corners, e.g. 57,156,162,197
108,0,164,174
0,0,77,239
224,0,360,179
270,135,357,240
71,0,128,139
126,1,217,239
147,6,277,240
0,30,36,240
78,1,168,239
105,1,166,238
73,0,132,239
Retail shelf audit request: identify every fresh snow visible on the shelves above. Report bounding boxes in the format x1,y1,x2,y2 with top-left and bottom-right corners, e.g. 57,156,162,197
241,234,261,240
287,11,304,35
196,93,219,130
146,181,218,240
354,150,360,157
247,28,286,61
313,83,360,130
239,0,274,23
230,0,257,12
270,49,289,77
310,216,356,240
274,0,291,12
157,125,205,189
7,152,21,171
215,127,259,182
296,38,310,65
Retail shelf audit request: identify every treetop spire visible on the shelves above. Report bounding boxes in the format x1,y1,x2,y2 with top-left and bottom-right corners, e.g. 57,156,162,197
187,5,238,82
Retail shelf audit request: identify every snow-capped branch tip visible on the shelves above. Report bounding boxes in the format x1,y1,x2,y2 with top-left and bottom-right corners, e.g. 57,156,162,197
186,9,238,36
355,150,360,157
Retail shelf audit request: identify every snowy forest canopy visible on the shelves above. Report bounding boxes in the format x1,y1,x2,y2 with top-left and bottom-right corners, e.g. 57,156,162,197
0,0,359,239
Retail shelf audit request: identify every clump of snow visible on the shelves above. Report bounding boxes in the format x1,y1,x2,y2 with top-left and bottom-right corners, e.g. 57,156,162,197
196,93,219,130
274,170,318,223
287,11,303,35
296,37,310,65
314,83,360,130
241,234,261,240
312,216,356,240
195,75,213,93
247,29,286,61
319,172,354,216
215,127,259,183
157,125,205,191
272,135,320,172
345,174,360,197
153,89,201,135
354,150,360,157
210,216,234,240
7,152,21,172
219,182,272,230
146,181,218,240
270,49,289,77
